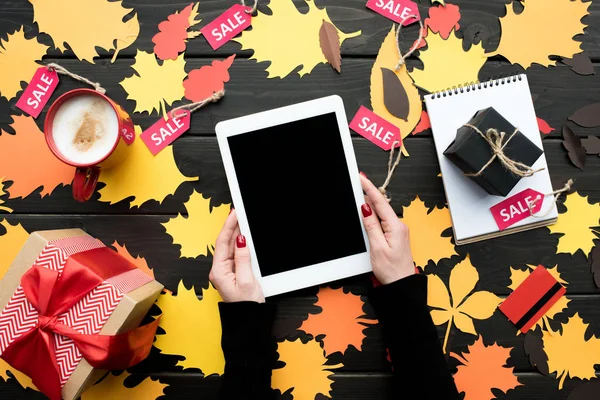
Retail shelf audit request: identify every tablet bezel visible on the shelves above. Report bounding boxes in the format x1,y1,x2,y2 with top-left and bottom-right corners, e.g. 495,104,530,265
216,95,371,297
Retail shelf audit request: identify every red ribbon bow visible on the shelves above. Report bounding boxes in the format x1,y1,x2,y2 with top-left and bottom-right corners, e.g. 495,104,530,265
1,247,160,400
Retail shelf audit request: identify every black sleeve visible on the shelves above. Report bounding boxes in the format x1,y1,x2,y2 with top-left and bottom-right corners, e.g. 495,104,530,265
369,274,460,400
218,301,277,400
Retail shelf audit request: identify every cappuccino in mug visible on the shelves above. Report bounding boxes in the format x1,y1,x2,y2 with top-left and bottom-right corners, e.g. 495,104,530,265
51,94,119,165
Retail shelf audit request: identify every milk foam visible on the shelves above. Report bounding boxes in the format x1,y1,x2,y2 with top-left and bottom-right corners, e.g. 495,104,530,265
52,94,119,165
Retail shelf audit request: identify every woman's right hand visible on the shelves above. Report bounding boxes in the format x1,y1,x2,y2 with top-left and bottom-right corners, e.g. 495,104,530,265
359,173,415,285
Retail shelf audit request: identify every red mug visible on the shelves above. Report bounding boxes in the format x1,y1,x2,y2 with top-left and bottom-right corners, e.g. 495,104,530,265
44,88,134,202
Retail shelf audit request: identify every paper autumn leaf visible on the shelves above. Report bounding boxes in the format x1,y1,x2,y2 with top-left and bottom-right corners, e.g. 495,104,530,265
233,0,360,78
0,359,36,391
184,55,235,102
542,313,600,389
30,0,139,63
410,29,486,93
98,125,197,208
319,20,341,73
548,192,600,256
489,0,590,68
300,287,377,356
162,191,230,258
428,256,502,352
81,372,167,399
112,241,154,277
120,50,187,116
401,196,457,269
450,336,522,400
381,68,410,121
0,27,49,100
508,264,570,330
414,3,461,49
0,219,29,279
537,117,555,135
0,116,74,199
153,3,202,61
0,180,11,213
154,280,224,375
370,26,422,144
412,110,431,135
272,338,342,399
562,53,596,76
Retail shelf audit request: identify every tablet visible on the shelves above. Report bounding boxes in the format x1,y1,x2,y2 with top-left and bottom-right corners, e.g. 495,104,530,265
216,95,371,297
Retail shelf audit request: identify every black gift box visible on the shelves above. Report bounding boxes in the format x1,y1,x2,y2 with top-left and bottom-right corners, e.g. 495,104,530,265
443,107,543,197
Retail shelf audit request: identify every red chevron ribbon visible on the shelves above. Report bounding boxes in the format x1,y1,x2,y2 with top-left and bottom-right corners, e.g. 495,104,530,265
0,238,157,400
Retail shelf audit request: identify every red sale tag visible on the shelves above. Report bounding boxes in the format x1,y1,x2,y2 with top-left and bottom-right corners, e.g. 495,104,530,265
200,4,252,50
15,67,60,118
366,0,420,25
490,188,544,231
140,112,191,155
349,106,401,151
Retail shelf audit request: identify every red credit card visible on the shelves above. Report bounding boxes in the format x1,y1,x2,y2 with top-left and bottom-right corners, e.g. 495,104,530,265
499,266,566,333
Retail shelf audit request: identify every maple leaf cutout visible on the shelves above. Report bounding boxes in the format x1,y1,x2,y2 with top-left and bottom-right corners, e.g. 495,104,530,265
81,372,167,399
413,3,461,49
120,50,187,116
428,255,502,352
508,264,570,330
0,27,49,100
112,241,154,277
153,3,202,61
30,0,139,63
154,280,225,375
184,55,235,102
272,338,342,399
543,313,600,389
0,219,29,280
450,336,522,400
371,26,422,145
0,358,37,392
401,196,457,269
0,116,75,199
162,191,230,258
233,0,360,78
98,125,198,208
548,192,600,256
300,287,377,356
489,0,590,69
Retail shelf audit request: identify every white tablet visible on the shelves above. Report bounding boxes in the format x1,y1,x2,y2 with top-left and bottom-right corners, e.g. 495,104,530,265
216,95,372,297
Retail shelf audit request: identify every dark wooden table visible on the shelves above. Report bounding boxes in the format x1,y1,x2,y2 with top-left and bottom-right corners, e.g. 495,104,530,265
1,0,599,398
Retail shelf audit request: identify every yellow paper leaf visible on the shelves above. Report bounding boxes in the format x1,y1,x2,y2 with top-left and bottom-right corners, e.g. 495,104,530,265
0,219,29,279
542,313,600,389
81,372,166,399
233,0,360,78
162,191,230,258
427,255,502,352
401,196,457,269
0,180,12,213
30,0,139,63
490,0,590,68
508,264,570,330
120,50,187,116
0,27,49,100
154,280,225,375
370,25,422,142
0,358,37,391
548,192,600,256
272,338,342,399
98,125,197,208
409,29,487,93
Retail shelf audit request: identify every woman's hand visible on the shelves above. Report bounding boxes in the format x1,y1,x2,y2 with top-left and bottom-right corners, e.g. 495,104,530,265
209,209,265,303
360,174,415,285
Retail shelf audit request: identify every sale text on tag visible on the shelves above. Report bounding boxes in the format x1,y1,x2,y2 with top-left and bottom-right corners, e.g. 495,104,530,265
490,188,544,231
16,67,60,118
140,112,191,155
349,106,401,151
366,0,420,25
201,4,252,50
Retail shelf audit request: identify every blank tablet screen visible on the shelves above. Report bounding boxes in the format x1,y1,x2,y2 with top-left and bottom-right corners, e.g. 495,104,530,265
228,112,367,277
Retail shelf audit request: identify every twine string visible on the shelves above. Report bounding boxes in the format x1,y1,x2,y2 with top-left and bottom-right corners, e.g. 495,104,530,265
241,0,258,14
395,15,424,71
528,179,573,218
170,90,225,119
46,63,106,94
378,141,402,201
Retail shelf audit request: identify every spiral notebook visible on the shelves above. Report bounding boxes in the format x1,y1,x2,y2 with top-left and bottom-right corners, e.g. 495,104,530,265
425,74,557,245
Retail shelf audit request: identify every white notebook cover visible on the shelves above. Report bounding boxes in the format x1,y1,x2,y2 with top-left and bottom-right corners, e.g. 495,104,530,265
425,74,557,244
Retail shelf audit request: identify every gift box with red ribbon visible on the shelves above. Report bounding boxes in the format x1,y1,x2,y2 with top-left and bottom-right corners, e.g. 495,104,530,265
0,229,164,400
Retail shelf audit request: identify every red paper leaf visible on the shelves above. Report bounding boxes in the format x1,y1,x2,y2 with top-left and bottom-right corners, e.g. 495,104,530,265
562,125,586,170
414,4,461,49
562,53,595,76
183,55,236,102
152,3,201,61
319,20,341,73
569,103,600,128
537,117,555,135
413,110,431,135
381,67,410,121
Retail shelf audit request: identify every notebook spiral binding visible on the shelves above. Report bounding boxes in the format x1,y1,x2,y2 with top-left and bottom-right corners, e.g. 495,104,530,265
429,74,525,99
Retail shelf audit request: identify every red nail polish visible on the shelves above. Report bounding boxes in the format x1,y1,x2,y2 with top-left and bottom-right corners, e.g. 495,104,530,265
361,203,372,218
236,234,246,248
360,171,368,179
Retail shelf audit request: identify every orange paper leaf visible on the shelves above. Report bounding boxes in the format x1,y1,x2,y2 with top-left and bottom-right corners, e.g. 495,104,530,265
300,287,377,356
450,336,522,400
319,19,341,73
112,241,154,278
183,55,235,102
414,3,461,49
412,110,431,135
152,3,202,61
537,117,555,135
0,116,74,198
